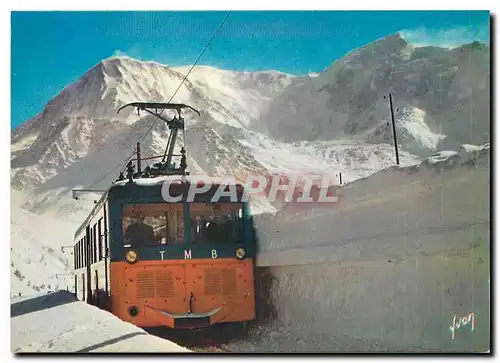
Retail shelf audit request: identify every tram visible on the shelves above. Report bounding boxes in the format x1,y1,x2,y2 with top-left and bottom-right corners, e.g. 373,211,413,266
72,103,256,329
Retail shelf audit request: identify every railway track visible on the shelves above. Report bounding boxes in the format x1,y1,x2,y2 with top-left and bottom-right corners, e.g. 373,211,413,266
145,323,254,352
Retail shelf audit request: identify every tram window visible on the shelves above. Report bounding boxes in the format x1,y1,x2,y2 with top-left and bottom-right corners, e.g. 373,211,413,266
88,229,92,265
189,203,243,245
80,239,83,268
89,228,93,264
83,238,86,267
92,228,96,263
93,225,97,263
123,204,185,247
104,213,108,255
98,218,103,261
86,236,89,267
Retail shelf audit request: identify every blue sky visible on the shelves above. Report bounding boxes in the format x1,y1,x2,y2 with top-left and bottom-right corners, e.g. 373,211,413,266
11,11,490,128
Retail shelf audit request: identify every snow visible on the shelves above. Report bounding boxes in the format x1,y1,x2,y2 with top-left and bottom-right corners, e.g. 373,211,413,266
397,107,446,149
238,132,422,184
112,174,244,187
425,150,459,164
11,291,190,353
228,145,489,353
461,143,490,153
11,133,38,153
253,142,490,259
172,65,294,128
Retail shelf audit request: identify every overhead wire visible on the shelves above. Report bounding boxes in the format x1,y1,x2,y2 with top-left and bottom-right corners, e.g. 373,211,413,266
85,12,231,190
136,12,231,155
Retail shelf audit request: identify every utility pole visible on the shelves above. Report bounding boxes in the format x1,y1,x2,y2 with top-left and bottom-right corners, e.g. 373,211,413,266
385,93,400,166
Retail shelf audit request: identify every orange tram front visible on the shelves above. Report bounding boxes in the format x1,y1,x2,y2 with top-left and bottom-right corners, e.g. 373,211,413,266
72,179,256,329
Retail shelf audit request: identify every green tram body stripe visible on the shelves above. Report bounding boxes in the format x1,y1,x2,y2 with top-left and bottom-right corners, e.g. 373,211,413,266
105,183,255,263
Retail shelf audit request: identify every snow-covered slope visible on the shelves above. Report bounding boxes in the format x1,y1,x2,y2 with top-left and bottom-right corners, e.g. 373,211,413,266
11,291,190,352
172,65,293,127
10,189,75,297
238,132,421,183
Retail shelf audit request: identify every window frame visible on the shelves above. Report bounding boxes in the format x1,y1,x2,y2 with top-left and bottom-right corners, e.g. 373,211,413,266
122,203,185,247
92,225,97,263
188,202,244,245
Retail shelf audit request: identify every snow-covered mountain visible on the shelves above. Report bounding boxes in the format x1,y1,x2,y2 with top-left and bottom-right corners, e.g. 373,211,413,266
253,34,490,157
11,57,293,189
10,47,426,202
10,33,489,296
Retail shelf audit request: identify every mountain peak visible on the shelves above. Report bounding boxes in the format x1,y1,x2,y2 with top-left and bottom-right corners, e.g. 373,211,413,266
95,56,176,82
371,32,408,49
103,54,136,62
100,55,168,67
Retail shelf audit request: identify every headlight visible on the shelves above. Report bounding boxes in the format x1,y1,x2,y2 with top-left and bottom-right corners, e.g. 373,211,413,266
235,247,246,260
128,306,139,317
125,250,138,264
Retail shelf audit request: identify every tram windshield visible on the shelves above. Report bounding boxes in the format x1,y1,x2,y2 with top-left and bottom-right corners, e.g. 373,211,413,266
122,203,243,247
123,204,184,247
189,203,243,245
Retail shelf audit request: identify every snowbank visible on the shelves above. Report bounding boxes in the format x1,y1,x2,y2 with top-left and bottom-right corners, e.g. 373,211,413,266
11,291,190,353
245,145,490,352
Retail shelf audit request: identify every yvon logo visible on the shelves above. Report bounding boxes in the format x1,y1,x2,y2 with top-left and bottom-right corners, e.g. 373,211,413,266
449,313,475,340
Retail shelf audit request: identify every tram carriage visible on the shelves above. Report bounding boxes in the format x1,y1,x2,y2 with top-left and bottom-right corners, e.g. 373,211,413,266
72,103,256,329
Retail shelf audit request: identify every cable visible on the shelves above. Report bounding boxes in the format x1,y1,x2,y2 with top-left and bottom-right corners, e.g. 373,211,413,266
85,12,230,189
